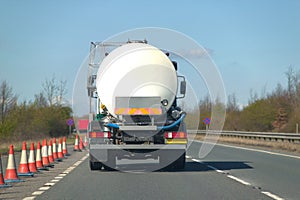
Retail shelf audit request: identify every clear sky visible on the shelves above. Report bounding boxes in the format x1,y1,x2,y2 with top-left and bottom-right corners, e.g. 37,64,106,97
1,0,299,107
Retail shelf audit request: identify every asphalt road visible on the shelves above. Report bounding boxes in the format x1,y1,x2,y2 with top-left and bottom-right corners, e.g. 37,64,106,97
2,141,300,200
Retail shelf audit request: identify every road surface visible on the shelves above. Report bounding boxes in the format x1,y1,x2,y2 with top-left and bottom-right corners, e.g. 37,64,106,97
1,141,300,200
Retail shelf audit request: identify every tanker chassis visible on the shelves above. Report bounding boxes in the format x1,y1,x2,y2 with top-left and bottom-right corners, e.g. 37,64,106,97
87,40,187,171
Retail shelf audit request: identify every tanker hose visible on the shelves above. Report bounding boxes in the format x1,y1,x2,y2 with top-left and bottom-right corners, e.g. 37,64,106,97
158,112,186,130
106,123,120,129
106,112,186,130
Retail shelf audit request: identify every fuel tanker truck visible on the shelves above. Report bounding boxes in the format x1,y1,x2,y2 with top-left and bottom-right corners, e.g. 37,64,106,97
87,40,187,171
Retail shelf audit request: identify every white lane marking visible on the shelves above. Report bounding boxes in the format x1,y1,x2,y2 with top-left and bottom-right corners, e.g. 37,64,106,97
23,197,36,200
191,156,287,200
39,186,50,191
32,191,44,195
44,182,56,186
58,173,67,177
261,191,285,200
192,159,225,174
26,153,89,199
227,175,251,186
186,155,192,159
207,165,225,174
194,140,300,160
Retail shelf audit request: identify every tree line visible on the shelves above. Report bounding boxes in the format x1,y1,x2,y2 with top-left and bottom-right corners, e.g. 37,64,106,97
196,67,300,133
0,76,72,142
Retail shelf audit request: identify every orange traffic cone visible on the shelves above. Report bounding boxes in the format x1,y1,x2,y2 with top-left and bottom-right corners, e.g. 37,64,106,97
4,145,23,183
52,138,58,160
74,134,79,151
84,135,88,147
0,154,11,188
57,138,64,159
36,141,48,171
79,136,84,151
42,139,53,168
48,139,55,164
63,137,70,156
18,141,34,177
53,138,62,162
28,143,38,173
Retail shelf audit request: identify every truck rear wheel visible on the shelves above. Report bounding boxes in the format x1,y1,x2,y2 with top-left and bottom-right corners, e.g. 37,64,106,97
173,152,186,170
160,151,186,171
90,161,102,171
102,153,116,171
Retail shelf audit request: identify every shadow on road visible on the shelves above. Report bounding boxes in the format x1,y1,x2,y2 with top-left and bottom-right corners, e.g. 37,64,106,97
201,161,253,171
96,160,253,173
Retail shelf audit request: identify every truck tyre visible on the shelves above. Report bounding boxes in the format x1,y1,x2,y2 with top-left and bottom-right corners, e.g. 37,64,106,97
160,151,186,171
90,161,102,171
102,154,116,171
173,152,186,170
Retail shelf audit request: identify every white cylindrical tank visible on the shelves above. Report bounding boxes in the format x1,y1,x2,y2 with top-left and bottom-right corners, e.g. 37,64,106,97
96,43,178,116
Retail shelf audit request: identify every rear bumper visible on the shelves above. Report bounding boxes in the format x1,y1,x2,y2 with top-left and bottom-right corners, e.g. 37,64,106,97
89,144,186,162
90,144,186,150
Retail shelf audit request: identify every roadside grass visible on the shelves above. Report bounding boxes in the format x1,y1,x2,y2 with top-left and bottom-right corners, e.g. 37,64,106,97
190,134,300,154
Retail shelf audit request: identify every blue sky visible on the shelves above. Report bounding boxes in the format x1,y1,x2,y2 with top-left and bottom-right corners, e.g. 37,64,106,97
1,0,299,107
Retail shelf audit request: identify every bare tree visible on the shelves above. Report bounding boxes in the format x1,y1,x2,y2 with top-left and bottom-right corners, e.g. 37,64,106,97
285,66,300,107
248,89,258,104
227,93,239,112
285,66,295,101
34,92,48,107
57,79,67,105
42,75,67,106
0,81,17,123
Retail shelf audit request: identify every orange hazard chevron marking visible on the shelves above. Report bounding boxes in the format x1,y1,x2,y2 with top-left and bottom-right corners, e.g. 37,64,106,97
115,108,162,115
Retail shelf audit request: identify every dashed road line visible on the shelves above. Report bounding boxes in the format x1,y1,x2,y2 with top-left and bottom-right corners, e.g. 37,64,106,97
31,191,44,195
261,191,285,200
194,140,300,160
38,186,50,191
23,197,36,200
44,182,56,186
227,175,251,186
22,153,89,200
189,157,285,200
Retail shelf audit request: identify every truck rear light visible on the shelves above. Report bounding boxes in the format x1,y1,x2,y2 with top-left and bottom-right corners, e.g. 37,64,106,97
164,132,187,139
89,132,111,138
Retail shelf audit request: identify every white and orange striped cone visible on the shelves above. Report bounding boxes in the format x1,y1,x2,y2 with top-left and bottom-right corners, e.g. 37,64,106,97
4,145,23,183
48,139,55,164
18,141,34,177
79,136,84,151
42,139,54,168
57,138,65,159
0,154,11,188
63,137,70,156
83,135,88,148
73,134,80,151
52,138,58,160
28,143,38,173
53,138,62,162
36,141,48,171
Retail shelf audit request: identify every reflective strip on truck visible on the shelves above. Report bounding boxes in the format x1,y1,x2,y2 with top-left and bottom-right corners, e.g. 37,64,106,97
114,108,162,115
89,132,111,138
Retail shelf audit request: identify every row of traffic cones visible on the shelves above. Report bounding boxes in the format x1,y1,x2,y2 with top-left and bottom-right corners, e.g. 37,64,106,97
0,137,71,187
73,134,87,151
